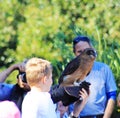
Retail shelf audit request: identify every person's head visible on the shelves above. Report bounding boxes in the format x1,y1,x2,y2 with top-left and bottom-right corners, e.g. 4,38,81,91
0,101,21,118
26,57,52,91
57,101,68,117
73,35,93,56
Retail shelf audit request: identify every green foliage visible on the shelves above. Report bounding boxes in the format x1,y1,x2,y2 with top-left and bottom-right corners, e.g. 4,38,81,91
51,31,74,84
0,0,120,91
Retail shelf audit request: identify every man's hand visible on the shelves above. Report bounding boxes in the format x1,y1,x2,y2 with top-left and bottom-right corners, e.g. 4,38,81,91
12,62,26,72
72,88,90,117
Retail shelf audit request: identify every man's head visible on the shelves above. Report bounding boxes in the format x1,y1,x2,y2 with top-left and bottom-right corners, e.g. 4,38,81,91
26,57,52,91
73,36,93,56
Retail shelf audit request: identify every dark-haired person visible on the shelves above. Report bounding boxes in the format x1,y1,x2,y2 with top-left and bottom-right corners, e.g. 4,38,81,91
69,36,117,118
0,62,26,100
0,60,30,111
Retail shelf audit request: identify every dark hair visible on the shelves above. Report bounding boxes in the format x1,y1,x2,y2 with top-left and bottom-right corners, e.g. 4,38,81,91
73,35,92,53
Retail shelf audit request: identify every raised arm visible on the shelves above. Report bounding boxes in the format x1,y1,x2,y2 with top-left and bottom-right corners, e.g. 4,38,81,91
0,63,25,83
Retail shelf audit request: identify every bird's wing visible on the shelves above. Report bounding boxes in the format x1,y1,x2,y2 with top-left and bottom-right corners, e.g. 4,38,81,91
59,56,81,84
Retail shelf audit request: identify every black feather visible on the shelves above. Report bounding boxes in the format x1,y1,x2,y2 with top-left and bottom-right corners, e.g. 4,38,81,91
59,56,81,84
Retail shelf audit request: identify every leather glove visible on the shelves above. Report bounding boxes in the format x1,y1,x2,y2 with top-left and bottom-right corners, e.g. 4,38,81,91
50,81,90,106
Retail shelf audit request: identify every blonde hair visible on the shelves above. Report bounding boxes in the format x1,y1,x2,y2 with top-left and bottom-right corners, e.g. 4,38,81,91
26,57,52,87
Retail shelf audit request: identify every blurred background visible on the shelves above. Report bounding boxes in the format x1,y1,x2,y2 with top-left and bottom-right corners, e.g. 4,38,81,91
0,0,120,91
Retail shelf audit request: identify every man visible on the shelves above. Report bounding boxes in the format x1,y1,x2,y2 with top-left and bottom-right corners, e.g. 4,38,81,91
69,35,117,118
0,60,30,111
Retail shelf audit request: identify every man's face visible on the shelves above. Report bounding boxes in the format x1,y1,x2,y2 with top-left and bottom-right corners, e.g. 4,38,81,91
74,41,92,56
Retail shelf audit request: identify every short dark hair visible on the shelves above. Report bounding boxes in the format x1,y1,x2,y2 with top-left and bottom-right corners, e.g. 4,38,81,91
73,35,92,53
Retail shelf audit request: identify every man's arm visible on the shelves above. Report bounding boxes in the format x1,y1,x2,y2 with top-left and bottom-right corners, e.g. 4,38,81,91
70,88,89,118
103,91,117,118
103,99,115,118
0,63,25,83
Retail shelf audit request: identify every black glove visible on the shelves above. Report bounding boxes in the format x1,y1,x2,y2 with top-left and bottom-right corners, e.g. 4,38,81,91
50,81,91,106
65,81,90,98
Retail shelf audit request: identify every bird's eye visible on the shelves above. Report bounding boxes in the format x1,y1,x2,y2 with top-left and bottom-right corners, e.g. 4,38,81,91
87,50,92,55
78,50,83,55
86,50,97,57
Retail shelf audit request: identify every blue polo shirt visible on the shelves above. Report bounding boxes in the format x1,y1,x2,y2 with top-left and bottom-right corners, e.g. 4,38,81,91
69,61,117,116
0,83,14,101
